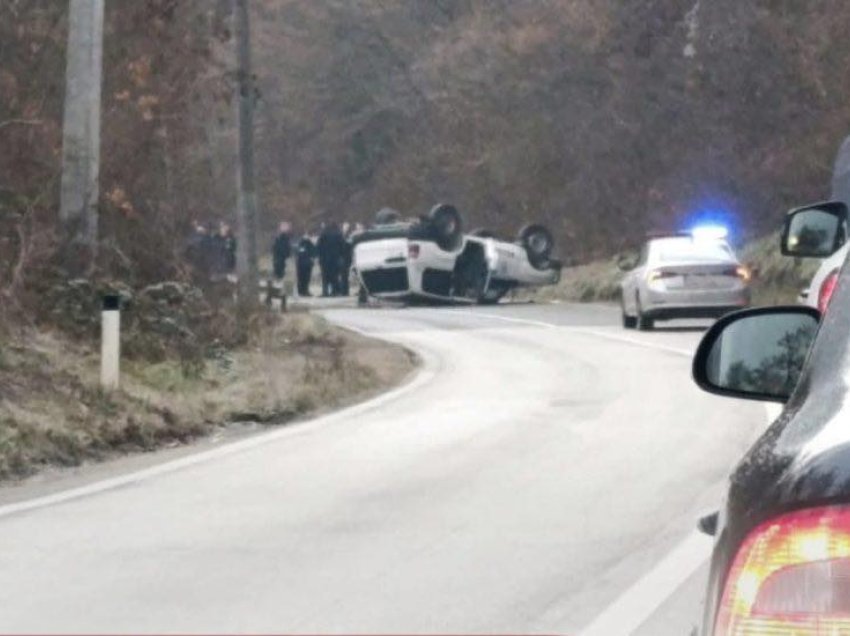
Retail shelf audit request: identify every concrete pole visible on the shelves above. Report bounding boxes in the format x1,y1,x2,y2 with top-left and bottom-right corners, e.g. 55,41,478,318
233,0,260,311
59,0,105,262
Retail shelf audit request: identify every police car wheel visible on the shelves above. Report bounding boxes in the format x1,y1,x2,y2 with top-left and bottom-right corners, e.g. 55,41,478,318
621,296,637,329
636,296,654,331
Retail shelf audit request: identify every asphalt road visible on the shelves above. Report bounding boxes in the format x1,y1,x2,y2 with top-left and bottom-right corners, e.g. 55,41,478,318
0,302,768,634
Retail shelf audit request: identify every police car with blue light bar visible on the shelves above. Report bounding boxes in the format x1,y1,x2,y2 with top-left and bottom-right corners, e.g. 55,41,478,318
617,226,751,330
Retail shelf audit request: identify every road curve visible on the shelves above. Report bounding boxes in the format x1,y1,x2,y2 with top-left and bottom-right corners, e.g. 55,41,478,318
0,303,765,634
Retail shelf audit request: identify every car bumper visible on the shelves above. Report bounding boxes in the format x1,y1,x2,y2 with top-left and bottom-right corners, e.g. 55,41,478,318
643,288,751,320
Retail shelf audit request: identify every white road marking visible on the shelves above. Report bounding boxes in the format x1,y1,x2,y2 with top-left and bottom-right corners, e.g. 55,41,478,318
460,310,693,357
578,530,713,636
572,327,692,357
3,306,781,633
466,308,785,635
577,401,780,635
765,403,783,421
453,310,558,330
0,353,437,520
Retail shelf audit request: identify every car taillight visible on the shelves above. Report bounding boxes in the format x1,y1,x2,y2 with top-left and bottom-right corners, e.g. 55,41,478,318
818,269,839,314
714,506,850,635
408,244,420,259
647,269,677,282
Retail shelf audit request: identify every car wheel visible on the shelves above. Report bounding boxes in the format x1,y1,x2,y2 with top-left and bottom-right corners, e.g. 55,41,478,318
428,203,463,251
636,295,654,331
621,296,637,329
518,224,554,268
478,285,509,305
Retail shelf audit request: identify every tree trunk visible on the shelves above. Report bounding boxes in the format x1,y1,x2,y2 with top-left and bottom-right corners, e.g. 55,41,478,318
233,0,259,311
59,0,104,273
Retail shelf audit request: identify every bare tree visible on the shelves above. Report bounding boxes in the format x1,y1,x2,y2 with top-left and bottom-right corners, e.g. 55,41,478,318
59,0,104,272
233,0,259,311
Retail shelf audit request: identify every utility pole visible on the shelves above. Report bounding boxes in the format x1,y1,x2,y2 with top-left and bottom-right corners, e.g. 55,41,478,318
233,0,259,311
59,0,104,272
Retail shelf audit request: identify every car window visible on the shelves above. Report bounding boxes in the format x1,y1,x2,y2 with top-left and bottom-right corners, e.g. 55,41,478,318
651,238,734,263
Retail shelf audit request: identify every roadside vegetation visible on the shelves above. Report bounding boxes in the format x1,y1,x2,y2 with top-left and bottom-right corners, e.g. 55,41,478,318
0,304,415,482
0,4,418,483
528,233,820,307
0,3,839,479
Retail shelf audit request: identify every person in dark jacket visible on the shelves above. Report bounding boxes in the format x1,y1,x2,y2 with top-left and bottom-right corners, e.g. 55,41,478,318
338,221,354,296
317,221,346,296
208,222,228,278
272,221,292,281
211,221,237,276
185,220,212,278
296,233,317,296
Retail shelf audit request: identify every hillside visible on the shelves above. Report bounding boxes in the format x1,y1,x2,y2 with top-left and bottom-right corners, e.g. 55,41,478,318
250,0,850,261
4,1,850,297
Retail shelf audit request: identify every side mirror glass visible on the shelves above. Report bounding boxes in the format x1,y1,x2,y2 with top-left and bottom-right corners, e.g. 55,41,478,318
781,201,848,258
693,307,820,402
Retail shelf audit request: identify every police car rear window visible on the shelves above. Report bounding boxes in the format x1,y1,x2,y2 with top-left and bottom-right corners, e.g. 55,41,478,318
654,238,734,262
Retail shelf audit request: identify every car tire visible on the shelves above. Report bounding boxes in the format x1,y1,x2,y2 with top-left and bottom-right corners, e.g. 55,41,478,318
636,295,654,331
428,203,463,251
478,285,509,305
517,224,554,269
621,296,637,329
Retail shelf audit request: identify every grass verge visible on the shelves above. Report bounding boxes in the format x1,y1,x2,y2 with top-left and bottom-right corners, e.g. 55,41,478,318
525,232,820,307
0,312,416,482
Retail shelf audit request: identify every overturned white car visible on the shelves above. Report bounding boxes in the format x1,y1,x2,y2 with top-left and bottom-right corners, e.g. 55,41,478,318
352,204,561,304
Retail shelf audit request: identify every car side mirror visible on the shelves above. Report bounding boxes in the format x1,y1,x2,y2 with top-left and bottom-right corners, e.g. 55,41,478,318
616,252,638,272
781,201,848,258
692,306,820,403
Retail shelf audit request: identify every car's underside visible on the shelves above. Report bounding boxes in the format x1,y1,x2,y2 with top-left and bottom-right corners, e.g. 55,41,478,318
352,204,561,305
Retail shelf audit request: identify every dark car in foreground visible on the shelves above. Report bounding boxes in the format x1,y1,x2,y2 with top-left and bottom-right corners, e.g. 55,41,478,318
692,201,850,635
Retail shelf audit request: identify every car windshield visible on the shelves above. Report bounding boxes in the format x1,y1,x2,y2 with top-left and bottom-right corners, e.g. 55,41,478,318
654,238,735,263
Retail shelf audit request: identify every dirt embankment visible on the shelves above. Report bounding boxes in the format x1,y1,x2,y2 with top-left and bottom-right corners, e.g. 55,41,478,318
0,312,416,482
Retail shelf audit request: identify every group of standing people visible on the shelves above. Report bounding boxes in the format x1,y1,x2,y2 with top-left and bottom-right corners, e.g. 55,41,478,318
185,220,237,280
271,220,362,297
187,218,362,298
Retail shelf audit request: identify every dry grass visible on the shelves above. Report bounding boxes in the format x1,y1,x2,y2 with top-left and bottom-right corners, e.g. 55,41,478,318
0,313,415,481
524,233,820,307
738,232,820,306
521,257,622,304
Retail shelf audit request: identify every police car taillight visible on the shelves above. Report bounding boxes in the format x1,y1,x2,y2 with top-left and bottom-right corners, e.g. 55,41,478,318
714,506,850,635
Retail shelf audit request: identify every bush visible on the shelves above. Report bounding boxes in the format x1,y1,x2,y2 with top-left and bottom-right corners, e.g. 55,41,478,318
45,278,244,376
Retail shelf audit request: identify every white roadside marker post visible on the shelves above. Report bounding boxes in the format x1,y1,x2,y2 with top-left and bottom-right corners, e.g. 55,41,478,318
100,294,120,390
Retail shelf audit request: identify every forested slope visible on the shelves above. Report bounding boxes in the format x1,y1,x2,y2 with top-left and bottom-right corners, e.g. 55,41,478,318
4,0,850,310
